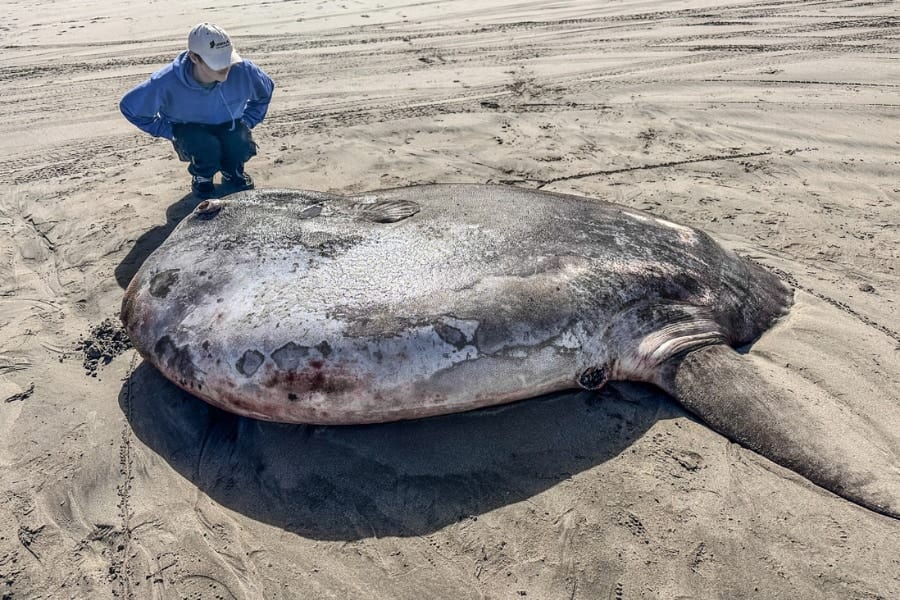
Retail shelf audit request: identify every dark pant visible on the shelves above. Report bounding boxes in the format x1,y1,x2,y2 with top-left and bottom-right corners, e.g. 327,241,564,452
171,121,258,178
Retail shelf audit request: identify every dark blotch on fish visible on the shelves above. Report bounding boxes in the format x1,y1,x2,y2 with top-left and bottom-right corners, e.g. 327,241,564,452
434,323,468,350
154,335,196,382
236,349,265,377
149,269,180,298
272,342,310,370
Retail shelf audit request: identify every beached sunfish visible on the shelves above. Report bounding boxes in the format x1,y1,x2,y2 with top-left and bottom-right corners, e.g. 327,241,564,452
121,184,899,519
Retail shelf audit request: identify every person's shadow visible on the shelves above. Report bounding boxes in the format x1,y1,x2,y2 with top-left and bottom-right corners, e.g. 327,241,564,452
121,362,669,541
115,188,232,288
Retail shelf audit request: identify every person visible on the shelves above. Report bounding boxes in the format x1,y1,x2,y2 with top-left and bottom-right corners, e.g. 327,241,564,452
120,23,275,198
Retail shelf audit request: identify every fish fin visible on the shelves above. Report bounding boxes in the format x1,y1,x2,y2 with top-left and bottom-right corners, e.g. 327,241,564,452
657,344,899,519
355,200,421,223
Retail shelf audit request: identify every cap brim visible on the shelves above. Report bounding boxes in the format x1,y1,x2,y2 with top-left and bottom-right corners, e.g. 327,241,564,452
205,49,242,71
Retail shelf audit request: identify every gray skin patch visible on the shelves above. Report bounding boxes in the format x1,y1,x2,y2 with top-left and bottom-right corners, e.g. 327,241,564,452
149,269,180,298
236,350,265,377
302,233,364,258
271,342,311,370
300,205,323,219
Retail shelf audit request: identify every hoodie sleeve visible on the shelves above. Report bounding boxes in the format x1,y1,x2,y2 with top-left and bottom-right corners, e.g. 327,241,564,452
240,61,275,129
119,77,175,140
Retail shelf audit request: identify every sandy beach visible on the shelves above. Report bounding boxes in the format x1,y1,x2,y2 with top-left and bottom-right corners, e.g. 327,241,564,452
1,0,899,598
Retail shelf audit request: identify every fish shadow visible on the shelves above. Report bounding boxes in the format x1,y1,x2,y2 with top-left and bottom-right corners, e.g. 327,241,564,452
121,362,668,541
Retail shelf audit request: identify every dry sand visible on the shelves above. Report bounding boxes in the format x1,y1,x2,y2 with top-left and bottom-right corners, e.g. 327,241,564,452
2,0,899,598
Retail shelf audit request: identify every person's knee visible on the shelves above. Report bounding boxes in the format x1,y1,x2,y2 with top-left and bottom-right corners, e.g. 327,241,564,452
223,122,258,163
172,123,222,163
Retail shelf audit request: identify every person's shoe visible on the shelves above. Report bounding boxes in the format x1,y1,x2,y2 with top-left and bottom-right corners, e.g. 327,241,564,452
191,175,215,198
222,170,254,191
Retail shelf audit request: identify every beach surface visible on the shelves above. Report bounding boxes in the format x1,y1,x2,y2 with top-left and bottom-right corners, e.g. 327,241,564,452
1,0,899,598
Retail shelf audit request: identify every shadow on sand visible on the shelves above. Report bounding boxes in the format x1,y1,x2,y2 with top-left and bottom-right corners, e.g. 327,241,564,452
115,187,233,289
120,362,671,541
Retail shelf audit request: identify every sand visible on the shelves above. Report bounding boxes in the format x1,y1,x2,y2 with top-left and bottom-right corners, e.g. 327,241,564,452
1,0,899,598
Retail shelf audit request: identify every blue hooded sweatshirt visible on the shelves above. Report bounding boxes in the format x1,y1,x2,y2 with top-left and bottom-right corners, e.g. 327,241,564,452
120,51,274,140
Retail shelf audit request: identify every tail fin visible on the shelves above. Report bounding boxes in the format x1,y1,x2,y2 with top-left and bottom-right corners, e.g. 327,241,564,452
656,344,899,519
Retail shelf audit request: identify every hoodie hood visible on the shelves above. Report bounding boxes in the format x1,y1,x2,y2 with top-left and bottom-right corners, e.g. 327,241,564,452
173,51,208,90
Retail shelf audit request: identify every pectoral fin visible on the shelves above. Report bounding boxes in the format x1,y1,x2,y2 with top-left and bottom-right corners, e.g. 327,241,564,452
353,200,421,223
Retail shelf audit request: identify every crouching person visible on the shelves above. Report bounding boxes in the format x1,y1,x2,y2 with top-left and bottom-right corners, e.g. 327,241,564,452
120,22,275,198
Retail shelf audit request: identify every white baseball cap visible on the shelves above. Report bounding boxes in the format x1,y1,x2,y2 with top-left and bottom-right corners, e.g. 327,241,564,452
187,23,242,70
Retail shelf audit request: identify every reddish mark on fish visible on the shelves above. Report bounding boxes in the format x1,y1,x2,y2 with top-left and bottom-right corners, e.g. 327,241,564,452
260,361,363,395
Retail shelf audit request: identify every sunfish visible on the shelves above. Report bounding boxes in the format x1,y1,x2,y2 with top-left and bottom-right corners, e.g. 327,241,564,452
121,184,899,518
